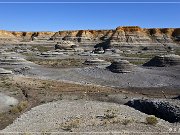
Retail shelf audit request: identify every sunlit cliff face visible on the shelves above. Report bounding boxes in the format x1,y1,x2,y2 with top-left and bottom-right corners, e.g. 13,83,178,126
0,26,179,44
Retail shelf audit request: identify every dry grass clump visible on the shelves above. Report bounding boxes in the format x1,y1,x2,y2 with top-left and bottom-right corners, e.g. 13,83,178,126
104,108,118,119
0,76,13,88
121,118,132,125
10,100,28,114
146,115,158,125
97,109,134,126
61,117,81,132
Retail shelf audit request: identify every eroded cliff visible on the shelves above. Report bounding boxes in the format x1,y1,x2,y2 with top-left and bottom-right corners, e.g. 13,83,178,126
0,26,179,45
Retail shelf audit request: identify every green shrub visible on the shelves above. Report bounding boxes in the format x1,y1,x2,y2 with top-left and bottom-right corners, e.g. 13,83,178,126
146,115,158,125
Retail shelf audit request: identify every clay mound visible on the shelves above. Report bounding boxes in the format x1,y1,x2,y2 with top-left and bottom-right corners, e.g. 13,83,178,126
0,68,12,74
107,60,134,73
84,58,110,65
143,54,180,67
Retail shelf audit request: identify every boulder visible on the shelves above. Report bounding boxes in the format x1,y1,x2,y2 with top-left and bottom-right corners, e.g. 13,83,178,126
143,54,180,67
125,99,180,123
107,60,134,73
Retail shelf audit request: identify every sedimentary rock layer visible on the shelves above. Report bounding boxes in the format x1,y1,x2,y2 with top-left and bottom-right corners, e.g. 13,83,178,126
0,26,179,45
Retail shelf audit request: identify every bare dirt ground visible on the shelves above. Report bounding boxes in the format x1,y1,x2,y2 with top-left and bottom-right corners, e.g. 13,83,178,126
0,44,179,134
2,100,178,134
0,75,179,131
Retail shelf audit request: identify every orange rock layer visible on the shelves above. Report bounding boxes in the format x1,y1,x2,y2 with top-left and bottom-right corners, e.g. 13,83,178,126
0,26,179,43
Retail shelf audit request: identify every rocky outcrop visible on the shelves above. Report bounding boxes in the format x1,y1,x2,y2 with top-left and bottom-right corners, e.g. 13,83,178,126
55,40,76,50
0,30,16,38
0,56,26,65
0,31,55,42
125,99,180,123
0,30,18,43
107,60,134,73
12,31,55,42
0,68,12,74
143,54,180,67
0,26,179,46
94,39,111,51
51,30,113,42
111,26,152,45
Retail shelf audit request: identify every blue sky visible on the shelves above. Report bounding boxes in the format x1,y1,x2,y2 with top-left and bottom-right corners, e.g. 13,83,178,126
0,0,179,31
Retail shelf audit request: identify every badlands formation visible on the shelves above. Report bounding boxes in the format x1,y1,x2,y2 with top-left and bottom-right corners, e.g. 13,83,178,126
0,26,180,134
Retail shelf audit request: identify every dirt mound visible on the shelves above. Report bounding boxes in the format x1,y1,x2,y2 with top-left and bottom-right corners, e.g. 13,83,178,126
143,54,180,67
107,60,134,73
2,100,174,133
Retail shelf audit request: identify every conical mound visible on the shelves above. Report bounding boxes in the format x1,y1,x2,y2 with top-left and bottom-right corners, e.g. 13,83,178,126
107,60,134,73
143,54,180,67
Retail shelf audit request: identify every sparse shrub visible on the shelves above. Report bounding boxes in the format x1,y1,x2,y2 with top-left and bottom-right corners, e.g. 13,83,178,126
10,106,20,114
18,100,28,112
122,118,132,125
104,109,118,119
61,117,80,131
10,100,28,114
146,115,158,125
4,82,12,88
0,112,5,118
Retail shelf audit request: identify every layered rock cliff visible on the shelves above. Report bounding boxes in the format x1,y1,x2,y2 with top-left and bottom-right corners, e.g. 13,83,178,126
0,26,179,46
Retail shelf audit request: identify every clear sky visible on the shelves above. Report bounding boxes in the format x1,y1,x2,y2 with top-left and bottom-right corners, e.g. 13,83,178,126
0,0,179,31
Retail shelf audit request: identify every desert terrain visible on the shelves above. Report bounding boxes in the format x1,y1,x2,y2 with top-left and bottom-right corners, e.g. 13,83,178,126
0,26,180,134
